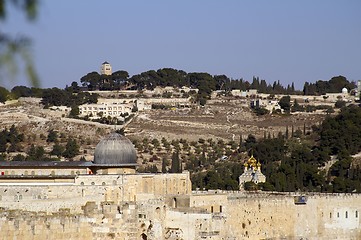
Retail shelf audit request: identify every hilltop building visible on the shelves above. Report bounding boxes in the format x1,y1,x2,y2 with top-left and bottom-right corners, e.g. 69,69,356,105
0,133,360,239
78,99,150,119
100,61,112,75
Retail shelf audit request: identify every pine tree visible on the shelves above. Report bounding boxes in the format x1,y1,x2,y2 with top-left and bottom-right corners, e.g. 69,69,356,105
62,138,79,158
51,143,64,157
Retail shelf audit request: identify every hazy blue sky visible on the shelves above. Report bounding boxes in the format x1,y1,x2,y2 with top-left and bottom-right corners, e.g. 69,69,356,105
2,0,361,90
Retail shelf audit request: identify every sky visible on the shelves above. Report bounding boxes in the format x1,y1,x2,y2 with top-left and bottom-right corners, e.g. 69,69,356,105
1,0,361,90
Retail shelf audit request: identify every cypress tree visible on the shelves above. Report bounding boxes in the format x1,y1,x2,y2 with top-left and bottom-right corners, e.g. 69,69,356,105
171,151,180,173
161,157,167,173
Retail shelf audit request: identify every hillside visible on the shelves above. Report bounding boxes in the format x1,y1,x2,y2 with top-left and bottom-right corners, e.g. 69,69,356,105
0,97,326,159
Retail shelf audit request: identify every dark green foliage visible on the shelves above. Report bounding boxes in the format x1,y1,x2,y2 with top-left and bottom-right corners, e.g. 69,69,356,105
244,134,257,151
291,99,304,112
253,107,269,116
11,86,32,98
69,105,79,118
0,131,8,152
140,164,158,173
303,76,355,95
26,144,45,160
244,181,258,191
170,151,181,173
335,100,346,108
51,143,64,157
320,105,361,155
191,162,243,190
12,154,25,161
62,138,79,159
65,82,80,93
41,88,98,108
0,125,24,153
161,157,168,173
0,86,9,103
46,129,58,143
278,96,291,113
80,71,101,90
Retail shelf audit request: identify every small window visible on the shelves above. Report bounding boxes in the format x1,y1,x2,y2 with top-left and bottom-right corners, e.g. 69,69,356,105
80,182,84,186
91,182,95,185
346,211,348,218
337,212,340,218
356,211,358,218
102,182,106,186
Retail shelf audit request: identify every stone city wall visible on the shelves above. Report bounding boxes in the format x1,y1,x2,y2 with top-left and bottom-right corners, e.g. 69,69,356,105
0,179,360,239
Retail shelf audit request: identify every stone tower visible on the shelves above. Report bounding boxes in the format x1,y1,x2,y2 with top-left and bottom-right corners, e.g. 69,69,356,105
100,61,112,75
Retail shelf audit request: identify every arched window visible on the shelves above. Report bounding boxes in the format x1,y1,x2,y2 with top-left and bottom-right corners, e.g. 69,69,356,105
141,233,147,240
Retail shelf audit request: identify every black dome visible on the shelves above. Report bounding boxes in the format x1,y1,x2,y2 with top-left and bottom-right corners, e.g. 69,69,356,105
93,133,137,166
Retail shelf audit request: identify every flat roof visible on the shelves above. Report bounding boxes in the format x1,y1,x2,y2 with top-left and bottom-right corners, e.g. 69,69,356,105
0,161,92,168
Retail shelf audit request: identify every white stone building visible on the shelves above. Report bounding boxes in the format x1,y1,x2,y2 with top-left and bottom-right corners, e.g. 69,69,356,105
79,99,149,118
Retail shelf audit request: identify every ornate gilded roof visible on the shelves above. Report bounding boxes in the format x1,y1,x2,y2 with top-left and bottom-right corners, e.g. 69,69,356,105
244,155,261,169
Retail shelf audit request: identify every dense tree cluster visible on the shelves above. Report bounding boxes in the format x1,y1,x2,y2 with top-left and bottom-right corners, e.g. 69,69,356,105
0,125,24,153
319,105,361,156
80,71,129,91
80,68,304,97
41,87,98,108
303,76,356,95
0,85,97,110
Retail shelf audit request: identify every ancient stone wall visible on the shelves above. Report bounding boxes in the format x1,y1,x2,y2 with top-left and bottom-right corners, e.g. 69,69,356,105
0,176,360,239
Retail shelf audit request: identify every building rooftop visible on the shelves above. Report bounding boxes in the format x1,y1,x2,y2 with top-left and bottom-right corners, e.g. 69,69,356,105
93,133,137,167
